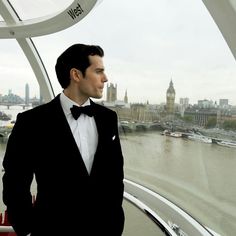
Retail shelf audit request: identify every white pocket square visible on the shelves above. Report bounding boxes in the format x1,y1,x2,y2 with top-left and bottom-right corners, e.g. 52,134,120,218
112,135,116,140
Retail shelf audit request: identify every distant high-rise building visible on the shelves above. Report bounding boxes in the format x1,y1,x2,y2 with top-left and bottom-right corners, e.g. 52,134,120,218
25,83,30,105
106,83,117,102
179,97,189,107
124,89,128,103
198,99,214,108
179,97,189,117
219,99,229,108
166,79,175,114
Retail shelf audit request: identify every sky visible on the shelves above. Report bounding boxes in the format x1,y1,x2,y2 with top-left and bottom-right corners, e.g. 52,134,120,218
1,0,236,105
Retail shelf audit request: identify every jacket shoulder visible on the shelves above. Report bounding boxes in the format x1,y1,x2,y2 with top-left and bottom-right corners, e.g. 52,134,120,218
15,96,60,121
92,101,117,117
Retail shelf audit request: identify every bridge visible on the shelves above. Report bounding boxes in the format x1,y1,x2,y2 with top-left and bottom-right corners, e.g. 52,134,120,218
0,102,31,109
118,121,236,145
119,121,163,133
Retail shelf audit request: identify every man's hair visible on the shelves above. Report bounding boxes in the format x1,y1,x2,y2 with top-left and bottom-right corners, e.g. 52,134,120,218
55,43,104,89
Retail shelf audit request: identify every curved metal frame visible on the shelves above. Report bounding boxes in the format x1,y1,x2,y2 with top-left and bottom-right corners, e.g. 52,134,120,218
0,0,98,38
202,0,236,60
16,38,54,102
124,179,217,236
124,191,176,236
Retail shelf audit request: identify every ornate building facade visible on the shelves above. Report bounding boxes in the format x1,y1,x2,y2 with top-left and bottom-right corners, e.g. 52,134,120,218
106,83,117,102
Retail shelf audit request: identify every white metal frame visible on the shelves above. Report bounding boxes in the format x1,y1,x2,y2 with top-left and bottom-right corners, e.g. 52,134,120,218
202,0,236,60
0,0,98,38
124,179,218,236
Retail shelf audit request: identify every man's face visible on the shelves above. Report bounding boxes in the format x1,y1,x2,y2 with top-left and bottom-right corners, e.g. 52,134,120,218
78,55,108,99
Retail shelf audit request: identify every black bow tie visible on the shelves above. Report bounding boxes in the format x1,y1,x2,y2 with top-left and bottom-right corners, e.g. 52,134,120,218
70,105,94,120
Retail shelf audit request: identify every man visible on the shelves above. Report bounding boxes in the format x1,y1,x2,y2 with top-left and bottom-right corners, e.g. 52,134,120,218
2,44,125,235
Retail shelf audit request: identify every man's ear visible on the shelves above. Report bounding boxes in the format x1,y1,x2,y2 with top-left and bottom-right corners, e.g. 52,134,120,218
70,68,82,82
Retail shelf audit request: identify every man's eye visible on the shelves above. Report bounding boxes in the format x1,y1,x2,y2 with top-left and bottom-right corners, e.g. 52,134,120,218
96,70,103,74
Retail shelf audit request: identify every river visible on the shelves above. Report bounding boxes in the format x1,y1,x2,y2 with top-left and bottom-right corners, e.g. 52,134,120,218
0,106,236,235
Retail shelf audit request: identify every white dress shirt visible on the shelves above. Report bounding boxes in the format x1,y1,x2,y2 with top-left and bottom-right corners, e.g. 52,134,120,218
60,92,98,174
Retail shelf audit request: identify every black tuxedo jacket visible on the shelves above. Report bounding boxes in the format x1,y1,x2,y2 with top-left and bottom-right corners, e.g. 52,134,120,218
2,94,124,236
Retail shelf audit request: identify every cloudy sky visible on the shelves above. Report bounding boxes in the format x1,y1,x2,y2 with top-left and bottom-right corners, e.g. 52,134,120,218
1,0,236,105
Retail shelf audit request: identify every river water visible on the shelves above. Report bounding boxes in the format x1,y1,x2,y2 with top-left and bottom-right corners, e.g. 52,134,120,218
0,106,236,235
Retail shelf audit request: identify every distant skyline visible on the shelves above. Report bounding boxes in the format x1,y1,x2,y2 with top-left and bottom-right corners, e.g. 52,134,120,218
1,0,236,105
0,83,234,107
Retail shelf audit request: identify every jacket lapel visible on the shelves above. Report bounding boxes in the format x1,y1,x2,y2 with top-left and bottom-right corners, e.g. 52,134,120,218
50,95,89,176
89,101,108,176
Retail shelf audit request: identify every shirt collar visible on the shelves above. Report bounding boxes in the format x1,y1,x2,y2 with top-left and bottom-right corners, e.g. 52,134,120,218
60,92,91,116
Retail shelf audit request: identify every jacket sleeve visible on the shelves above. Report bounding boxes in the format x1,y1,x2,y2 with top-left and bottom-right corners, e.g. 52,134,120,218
2,112,34,236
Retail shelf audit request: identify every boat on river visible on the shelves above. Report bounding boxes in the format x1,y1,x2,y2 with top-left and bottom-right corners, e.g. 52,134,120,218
187,134,212,144
161,130,182,138
216,140,236,148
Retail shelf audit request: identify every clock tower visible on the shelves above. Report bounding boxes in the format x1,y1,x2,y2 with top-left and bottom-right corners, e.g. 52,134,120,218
166,79,175,114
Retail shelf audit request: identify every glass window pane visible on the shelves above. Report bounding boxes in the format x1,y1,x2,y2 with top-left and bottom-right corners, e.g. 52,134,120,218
29,1,236,235
9,0,73,20
0,40,40,215
1,0,236,235
0,40,40,104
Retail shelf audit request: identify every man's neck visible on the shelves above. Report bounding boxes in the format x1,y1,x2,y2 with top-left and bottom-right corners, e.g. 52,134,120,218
63,89,89,106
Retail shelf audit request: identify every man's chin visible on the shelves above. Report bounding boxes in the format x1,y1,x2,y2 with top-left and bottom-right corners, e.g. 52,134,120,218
91,94,103,99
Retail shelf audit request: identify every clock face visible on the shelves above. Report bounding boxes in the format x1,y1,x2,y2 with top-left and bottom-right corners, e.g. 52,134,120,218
167,93,175,97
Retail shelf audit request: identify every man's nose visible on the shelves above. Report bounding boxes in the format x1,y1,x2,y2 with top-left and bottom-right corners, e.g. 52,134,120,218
103,73,108,82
